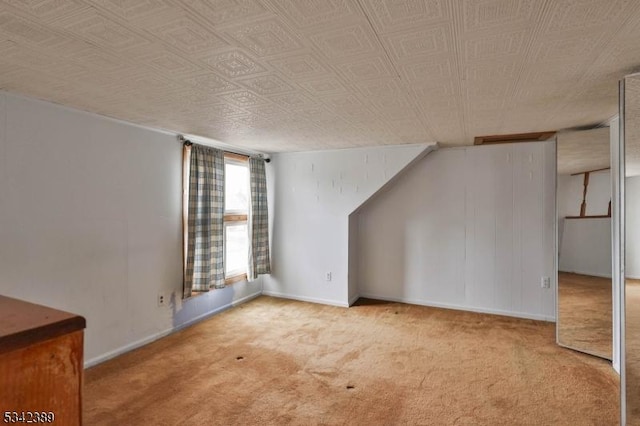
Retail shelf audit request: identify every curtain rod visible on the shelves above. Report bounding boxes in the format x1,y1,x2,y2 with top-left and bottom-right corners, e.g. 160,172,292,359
178,135,270,163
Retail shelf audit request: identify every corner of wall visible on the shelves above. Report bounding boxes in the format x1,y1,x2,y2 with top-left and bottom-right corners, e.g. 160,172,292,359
266,142,437,307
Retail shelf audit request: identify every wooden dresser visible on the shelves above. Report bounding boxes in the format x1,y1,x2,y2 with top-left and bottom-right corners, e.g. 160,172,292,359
0,296,86,425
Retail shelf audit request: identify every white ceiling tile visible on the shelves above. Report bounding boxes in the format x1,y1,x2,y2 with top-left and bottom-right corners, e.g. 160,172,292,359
557,128,610,175
0,11,68,47
542,0,625,33
136,47,204,77
142,16,228,54
463,30,526,61
269,91,318,111
223,17,303,57
88,0,176,23
298,76,349,97
203,49,267,78
186,73,240,94
383,26,450,63
219,89,269,108
2,0,90,22
336,55,396,81
180,0,271,27
53,8,149,51
461,0,535,32
238,73,295,95
361,0,448,33
267,0,359,29
0,0,639,153
267,52,330,79
308,22,379,60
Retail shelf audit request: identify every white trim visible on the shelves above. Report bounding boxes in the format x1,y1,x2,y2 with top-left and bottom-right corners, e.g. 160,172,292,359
348,294,360,306
261,290,349,307
84,292,261,368
358,293,556,322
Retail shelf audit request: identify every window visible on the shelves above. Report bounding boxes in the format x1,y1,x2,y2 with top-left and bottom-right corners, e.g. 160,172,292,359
224,154,250,283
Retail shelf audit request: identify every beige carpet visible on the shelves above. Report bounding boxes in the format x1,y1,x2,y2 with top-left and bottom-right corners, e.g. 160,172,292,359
84,296,618,425
557,272,613,359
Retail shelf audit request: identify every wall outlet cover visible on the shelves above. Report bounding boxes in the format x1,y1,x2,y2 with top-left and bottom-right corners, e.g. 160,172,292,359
541,277,551,289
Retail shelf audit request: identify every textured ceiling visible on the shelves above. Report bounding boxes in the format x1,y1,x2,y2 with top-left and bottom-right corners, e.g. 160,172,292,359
1,1,640,153
557,127,610,175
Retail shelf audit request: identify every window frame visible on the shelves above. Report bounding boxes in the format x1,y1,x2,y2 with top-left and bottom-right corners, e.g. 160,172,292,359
223,153,250,284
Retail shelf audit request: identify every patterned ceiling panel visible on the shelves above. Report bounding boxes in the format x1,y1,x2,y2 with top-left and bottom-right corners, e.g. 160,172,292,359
1,0,640,154
557,127,610,175
461,0,535,32
361,0,448,33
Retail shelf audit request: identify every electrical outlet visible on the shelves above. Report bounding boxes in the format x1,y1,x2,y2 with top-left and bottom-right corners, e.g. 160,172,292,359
541,277,551,289
157,292,166,307
326,272,332,282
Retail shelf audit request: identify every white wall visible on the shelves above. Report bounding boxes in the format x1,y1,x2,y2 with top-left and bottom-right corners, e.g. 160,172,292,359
626,175,640,279
0,92,262,366
353,142,556,321
556,170,612,277
557,170,611,250
559,218,612,277
262,143,437,307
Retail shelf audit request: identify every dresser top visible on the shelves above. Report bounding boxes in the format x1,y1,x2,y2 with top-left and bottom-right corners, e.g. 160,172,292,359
0,295,86,354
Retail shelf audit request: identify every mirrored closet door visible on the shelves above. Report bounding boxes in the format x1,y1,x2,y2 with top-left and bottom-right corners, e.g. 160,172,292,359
623,72,640,425
557,129,613,360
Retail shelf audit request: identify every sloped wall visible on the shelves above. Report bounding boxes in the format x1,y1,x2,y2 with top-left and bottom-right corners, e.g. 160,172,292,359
263,143,437,306
353,142,556,321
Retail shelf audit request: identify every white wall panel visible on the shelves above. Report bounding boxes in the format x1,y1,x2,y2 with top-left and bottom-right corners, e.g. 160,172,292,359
520,147,544,316
355,142,556,321
626,175,640,279
543,141,557,319
495,149,515,312
559,218,612,277
557,170,612,278
263,143,437,307
0,92,262,366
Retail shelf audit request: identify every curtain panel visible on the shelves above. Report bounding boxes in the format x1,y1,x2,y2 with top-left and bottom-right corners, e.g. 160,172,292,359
183,144,225,298
248,157,271,280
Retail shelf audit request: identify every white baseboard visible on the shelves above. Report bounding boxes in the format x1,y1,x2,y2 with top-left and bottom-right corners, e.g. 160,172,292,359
262,290,349,307
348,294,360,306
358,293,555,322
84,291,261,368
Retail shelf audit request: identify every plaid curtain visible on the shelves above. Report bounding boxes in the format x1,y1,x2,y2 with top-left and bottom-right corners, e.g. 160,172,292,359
183,144,225,298
248,157,271,280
